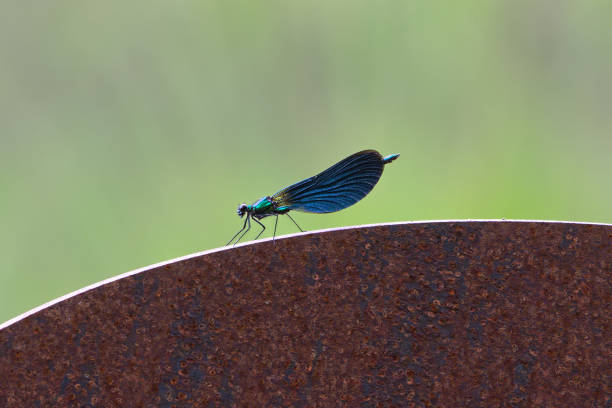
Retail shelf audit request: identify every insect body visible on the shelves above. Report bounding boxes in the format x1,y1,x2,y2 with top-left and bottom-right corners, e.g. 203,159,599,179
226,149,399,246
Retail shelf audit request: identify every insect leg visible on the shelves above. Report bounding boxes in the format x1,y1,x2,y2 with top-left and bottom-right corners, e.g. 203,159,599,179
286,213,304,232
253,217,266,240
226,214,249,246
234,215,252,246
273,215,279,243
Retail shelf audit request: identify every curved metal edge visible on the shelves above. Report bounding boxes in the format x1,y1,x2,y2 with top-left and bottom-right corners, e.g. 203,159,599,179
1,219,609,330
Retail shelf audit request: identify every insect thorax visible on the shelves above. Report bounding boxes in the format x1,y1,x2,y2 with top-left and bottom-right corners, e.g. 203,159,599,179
252,196,275,215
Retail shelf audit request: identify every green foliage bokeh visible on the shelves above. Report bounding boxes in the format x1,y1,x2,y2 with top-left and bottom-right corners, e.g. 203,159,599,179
1,1,611,324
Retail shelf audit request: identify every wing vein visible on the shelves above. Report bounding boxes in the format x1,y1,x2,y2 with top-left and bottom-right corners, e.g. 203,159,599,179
272,150,387,213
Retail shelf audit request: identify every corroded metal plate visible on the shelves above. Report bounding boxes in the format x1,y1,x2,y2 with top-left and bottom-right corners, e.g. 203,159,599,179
1,221,611,406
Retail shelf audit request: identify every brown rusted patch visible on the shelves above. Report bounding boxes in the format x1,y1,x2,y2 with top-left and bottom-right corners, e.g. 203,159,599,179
1,221,611,406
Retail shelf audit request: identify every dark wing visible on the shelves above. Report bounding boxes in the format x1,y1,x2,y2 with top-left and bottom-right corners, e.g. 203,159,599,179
272,150,386,213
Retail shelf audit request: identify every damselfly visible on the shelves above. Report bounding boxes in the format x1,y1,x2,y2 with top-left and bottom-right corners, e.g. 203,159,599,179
227,149,399,245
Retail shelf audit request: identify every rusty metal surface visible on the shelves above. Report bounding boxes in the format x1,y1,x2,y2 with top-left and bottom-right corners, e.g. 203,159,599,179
1,221,611,407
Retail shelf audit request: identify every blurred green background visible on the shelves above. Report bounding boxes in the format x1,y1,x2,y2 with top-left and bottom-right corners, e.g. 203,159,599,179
1,1,611,325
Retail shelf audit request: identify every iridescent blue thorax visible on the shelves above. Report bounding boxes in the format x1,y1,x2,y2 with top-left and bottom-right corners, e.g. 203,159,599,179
252,196,274,215
244,196,291,219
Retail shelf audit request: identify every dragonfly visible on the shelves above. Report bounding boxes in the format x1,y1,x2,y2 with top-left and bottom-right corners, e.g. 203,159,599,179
226,149,399,246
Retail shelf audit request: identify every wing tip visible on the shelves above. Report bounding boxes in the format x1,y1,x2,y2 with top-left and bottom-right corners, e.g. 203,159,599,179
383,153,400,164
